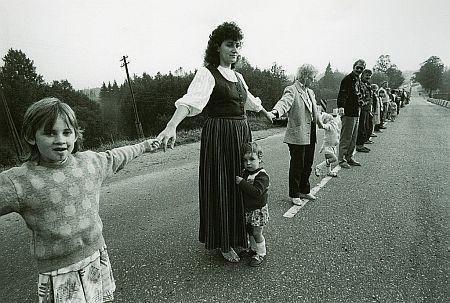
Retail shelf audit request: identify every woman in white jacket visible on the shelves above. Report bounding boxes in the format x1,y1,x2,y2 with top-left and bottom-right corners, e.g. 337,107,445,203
268,64,322,205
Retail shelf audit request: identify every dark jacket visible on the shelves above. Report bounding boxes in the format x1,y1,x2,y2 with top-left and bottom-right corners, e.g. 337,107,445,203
238,168,269,212
337,72,363,117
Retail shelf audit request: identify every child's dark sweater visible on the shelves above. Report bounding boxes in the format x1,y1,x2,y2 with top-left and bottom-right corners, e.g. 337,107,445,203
238,168,269,212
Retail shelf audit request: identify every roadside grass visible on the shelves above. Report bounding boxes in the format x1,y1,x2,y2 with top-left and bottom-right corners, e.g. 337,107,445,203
0,116,284,172
97,116,281,151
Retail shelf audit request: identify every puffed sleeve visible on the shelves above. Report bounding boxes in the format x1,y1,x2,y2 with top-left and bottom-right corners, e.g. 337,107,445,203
174,67,215,117
236,73,263,112
0,172,20,216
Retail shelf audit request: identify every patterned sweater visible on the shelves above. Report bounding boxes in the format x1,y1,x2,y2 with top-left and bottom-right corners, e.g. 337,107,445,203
0,141,153,273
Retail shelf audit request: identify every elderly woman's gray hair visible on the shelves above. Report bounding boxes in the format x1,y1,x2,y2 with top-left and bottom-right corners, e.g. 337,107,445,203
295,64,318,82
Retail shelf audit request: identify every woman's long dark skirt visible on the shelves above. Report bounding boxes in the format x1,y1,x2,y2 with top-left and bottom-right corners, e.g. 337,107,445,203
198,117,251,251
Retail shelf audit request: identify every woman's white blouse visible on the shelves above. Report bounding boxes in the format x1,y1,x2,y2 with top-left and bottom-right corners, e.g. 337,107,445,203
175,66,263,117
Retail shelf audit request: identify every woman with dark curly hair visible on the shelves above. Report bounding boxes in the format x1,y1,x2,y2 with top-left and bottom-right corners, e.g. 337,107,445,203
157,21,272,262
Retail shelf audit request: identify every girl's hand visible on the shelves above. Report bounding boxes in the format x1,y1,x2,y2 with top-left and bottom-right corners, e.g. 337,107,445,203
235,176,243,184
156,125,176,151
145,139,161,151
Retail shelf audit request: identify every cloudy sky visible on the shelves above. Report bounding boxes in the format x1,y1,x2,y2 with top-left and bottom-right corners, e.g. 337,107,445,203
1,0,449,89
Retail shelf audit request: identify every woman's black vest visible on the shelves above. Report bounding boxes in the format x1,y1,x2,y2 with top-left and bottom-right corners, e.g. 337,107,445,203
204,66,248,118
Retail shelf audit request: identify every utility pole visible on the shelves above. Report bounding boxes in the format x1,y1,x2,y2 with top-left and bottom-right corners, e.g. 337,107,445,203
0,78,24,158
120,55,144,139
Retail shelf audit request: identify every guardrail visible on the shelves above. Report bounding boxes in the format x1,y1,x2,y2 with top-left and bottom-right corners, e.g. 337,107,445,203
427,98,450,108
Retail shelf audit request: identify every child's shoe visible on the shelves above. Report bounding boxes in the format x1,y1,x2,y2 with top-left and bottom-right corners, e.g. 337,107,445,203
327,171,338,177
249,254,265,267
314,161,326,177
237,248,256,258
326,166,338,177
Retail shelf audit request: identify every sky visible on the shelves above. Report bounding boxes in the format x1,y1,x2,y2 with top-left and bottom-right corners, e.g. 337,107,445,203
1,0,450,90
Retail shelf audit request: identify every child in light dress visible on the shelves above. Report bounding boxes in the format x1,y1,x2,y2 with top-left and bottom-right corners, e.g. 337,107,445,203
315,110,341,178
0,97,159,302
388,99,398,121
235,142,269,267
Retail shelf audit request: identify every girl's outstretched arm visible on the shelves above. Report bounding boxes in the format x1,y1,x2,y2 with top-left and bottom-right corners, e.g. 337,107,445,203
93,138,161,182
0,172,20,216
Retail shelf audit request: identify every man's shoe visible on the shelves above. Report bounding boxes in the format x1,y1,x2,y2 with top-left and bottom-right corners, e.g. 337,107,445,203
347,159,361,166
374,129,383,133
365,140,374,144
299,193,317,200
370,133,377,137
356,147,370,153
339,161,351,169
379,125,387,129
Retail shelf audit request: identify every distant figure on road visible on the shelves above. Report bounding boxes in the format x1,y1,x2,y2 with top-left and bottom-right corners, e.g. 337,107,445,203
268,64,322,205
315,111,341,178
0,97,160,302
156,22,272,263
235,142,270,267
388,97,398,121
337,59,366,169
372,84,382,133
379,81,390,129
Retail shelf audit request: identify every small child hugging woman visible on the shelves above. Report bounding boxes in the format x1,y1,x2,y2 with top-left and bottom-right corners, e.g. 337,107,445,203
315,111,341,177
0,97,159,302
235,142,269,267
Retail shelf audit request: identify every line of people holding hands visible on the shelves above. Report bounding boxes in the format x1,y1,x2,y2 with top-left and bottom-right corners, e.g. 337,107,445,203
0,21,406,302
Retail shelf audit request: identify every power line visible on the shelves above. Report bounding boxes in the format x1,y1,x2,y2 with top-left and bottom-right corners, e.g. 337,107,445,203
120,55,144,139
0,73,24,158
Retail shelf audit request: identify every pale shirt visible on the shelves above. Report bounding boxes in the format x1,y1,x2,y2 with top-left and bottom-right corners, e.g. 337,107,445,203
320,116,341,150
175,66,263,116
379,88,390,104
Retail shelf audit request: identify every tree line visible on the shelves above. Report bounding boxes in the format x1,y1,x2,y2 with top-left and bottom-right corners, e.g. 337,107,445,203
413,56,450,99
3,48,438,167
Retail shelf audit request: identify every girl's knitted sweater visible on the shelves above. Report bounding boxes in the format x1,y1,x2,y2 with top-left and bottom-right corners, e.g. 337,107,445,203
0,141,152,273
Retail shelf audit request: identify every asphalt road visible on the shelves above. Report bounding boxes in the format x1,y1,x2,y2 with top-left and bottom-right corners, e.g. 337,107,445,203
1,93,449,302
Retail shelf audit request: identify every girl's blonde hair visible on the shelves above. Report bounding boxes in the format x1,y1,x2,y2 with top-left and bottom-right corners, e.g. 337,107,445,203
21,97,83,161
241,141,263,159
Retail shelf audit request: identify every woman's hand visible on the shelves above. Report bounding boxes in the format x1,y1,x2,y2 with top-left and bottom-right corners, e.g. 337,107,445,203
156,125,177,151
260,109,274,123
235,176,243,184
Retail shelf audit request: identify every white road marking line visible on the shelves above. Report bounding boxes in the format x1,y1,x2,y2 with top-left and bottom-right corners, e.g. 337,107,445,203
283,119,389,218
283,163,341,218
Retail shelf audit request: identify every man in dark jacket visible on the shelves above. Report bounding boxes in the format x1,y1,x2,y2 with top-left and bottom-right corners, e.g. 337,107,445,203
337,59,365,168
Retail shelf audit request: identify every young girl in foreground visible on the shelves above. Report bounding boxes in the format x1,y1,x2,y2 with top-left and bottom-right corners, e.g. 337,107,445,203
235,142,269,267
315,111,341,178
0,97,159,302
